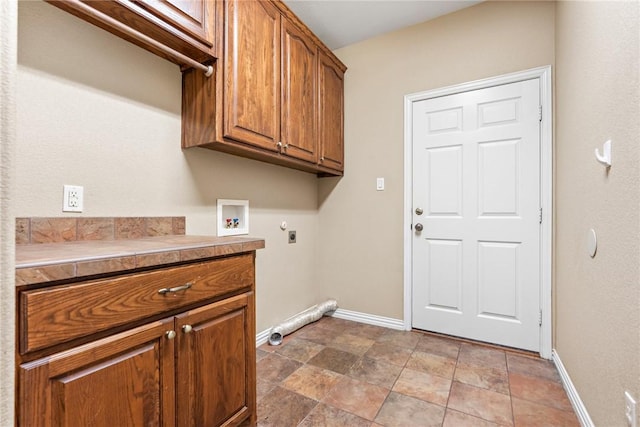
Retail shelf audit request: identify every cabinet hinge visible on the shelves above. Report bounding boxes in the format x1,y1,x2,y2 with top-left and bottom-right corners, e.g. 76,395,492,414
539,207,543,224
539,310,543,327
539,105,543,122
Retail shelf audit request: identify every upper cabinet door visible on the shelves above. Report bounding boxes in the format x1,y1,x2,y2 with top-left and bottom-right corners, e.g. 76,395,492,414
48,0,218,64
136,0,215,49
280,19,317,163
224,0,281,152
318,51,345,172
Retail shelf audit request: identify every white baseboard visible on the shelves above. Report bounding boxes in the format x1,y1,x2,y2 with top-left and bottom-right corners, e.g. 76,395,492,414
255,308,404,348
331,308,405,330
256,328,271,347
552,349,594,427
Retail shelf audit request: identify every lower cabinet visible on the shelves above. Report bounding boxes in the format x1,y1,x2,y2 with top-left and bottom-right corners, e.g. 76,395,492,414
176,293,255,427
17,256,257,427
19,317,176,427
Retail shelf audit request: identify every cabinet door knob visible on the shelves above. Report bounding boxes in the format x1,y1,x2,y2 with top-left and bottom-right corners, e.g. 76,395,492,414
166,330,177,340
283,143,288,151
320,156,325,162
182,324,193,334
276,141,283,151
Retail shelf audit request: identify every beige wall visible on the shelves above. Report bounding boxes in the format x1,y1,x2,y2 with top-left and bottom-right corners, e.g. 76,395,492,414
320,1,555,319
15,0,323,333
555,1,640,425
12,1,640,424
1,0,17,424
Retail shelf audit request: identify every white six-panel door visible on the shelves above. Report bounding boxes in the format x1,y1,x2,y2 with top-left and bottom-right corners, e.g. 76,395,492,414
411,79,541,351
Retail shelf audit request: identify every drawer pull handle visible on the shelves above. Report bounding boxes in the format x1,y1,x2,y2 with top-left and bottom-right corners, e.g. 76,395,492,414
166,330,177,340
182,324,193,334
158,282,193,295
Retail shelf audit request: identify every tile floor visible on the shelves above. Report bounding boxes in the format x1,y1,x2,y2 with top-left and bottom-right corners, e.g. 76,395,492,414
254,316,579,427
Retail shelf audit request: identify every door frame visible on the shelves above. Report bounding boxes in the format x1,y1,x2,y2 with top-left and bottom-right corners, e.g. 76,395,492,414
403,66,553,359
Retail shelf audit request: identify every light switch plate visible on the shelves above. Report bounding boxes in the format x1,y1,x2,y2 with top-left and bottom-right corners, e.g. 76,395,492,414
376,177,385,191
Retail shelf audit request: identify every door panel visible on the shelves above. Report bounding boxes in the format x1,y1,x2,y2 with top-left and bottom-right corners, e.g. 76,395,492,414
281,19,317,162
425,239,462,312
477,241,519,319
176,294,251,427
412,79,541,352
426,146,462,216
19,318,175,427
224,0,280,151
317,52,344,171
478,139,520,216
137,0,213,47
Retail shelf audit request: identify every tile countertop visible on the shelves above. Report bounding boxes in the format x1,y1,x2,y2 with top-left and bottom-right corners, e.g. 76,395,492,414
15,235,265,287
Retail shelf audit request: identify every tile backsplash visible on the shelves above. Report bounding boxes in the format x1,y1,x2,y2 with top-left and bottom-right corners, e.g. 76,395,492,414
16,217,186,244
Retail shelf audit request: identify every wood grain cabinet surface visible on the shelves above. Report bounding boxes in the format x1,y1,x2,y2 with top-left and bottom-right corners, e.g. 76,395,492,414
317,51,345,172
47,0,219,66
16,254,257,427
182,0,346,176
48,0,346,175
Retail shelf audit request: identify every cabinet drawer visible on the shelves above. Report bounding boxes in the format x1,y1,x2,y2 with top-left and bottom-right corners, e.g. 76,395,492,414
20,254,254,354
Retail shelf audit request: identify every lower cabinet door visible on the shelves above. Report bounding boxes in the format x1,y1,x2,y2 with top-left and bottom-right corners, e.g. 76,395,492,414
175,293,255,427
18,318,176,427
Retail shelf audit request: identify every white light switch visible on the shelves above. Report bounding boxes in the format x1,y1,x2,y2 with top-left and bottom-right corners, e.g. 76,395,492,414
376,177,385,191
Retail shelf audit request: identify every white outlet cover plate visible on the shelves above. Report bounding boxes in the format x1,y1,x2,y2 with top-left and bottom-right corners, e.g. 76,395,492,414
63,185,83,212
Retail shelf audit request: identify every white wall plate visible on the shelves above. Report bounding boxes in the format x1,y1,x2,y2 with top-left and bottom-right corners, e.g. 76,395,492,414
217,199,249,236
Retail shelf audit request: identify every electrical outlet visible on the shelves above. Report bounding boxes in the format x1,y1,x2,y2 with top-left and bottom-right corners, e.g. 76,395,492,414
288,230,296,244
626,391,637,427
63,185,83,212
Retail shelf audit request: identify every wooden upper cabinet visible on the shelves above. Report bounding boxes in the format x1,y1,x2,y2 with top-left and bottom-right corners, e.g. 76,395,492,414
47,0,218,66
224,0,281,152
224,0,320,163
136,0,213,48
281,18,318,163
318,51,345,172
182,0,346,176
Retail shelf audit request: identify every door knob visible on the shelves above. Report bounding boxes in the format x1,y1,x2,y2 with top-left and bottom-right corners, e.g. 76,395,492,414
415,208,423,215
166,330,177,340
414,223,424,232
182,324,193,334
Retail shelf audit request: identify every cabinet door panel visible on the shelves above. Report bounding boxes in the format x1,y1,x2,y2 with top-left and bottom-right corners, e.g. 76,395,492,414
176,293,254,426
49,0,216,64
19,318,175,427
281,19,317,163
318,52,345,172
224,0,280,151
136,0,215,48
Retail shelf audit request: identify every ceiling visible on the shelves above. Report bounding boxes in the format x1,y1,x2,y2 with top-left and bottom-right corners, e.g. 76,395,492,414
282,0,482,50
